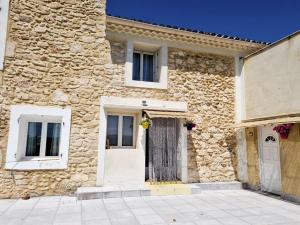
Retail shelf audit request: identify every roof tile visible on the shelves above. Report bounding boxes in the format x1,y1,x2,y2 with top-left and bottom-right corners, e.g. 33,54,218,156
107,14,270,45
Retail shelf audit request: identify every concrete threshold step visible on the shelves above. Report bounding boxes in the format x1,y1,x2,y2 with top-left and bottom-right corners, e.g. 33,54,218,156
145,182,192,196
76,186,151,200
189,181,243,194
76,181,242,200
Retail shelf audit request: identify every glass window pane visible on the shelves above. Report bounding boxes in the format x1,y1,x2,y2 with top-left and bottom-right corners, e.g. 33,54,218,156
46,123,61,156
122,116,134,146
143,54,154,82
25,122,42,157
132,52,141,81
107,115,119,147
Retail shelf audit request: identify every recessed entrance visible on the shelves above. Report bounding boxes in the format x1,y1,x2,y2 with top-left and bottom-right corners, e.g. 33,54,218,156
97,96,188,187
146,118,181,182
259,125,282,194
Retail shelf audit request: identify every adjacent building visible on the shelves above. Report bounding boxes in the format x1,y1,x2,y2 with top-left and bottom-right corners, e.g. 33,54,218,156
236,31,300,203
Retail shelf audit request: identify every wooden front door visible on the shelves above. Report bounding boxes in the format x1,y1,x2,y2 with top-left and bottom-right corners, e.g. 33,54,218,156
148,118,180,182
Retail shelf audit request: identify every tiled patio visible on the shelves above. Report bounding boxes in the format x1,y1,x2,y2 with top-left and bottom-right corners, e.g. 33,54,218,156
0,190,300,225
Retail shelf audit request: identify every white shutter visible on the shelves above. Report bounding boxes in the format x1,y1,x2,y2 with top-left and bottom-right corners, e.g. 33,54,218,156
0,0,9,70
155,48,161,82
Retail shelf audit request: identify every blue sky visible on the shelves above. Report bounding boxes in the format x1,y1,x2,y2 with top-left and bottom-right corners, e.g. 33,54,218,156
107,0,300,43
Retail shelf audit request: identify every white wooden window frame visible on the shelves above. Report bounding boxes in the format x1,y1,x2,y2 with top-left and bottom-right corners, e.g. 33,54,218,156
133,51,157,82
125,39,168,89
0,0,9,70
106,113,136,149
5,105,71,170
20,116,62,161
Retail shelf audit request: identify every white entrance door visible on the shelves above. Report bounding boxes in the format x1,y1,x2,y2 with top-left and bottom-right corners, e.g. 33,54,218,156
259,126,281,194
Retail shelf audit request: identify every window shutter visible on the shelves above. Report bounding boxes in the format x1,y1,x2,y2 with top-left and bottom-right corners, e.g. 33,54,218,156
0,0,9,70
132,52,141,81
155,49,161,82
143,54,154,82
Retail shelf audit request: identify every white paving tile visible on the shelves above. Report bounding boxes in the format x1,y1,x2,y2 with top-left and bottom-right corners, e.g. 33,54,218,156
0,199,17,215
136,214,165,225
82,218,111,225
110,216,139,225
107,209,133,218
22,215,54,225
131,207,157,216
204,210,234,218
194,219,223,225
0,190,298,225
216,217,250,225
53,212,81,223
82,208,108,220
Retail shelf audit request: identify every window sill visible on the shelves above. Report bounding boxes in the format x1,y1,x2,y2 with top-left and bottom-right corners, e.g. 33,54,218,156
21,157,60,161
5,159,67,170
125,80,167,89
106,148,137,151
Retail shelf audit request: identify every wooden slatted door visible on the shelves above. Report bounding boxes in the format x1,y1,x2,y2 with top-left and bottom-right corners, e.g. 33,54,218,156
148,118,180,182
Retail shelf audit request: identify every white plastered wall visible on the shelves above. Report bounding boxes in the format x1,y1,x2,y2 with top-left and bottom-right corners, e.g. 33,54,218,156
244,33,300,120
235,56,248,182
0,0,10,70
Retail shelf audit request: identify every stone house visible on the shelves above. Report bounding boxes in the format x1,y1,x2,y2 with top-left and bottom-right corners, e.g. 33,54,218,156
236,31,300,203
0,0,268,198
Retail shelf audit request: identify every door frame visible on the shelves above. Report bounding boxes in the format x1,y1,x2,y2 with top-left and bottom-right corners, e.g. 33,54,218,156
96,96,188,186
258,125,282,195
146,118,187,182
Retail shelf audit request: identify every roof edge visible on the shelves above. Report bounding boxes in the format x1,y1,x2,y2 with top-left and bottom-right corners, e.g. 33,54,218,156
243,30,300,60
106,15,269,47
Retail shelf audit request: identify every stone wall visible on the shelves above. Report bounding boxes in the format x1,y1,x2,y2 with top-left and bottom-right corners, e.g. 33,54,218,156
0,0,108,198
105,41,238,183
169,48,237,182
0,0,237,198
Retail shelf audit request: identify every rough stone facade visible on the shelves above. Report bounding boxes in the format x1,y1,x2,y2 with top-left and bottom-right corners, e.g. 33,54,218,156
0,0,108,198
168,48,237,182
107,41,237,183
0,0,237,198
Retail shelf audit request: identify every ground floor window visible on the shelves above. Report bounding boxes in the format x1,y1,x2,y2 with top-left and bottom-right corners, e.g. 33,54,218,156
106,114,136,149
24,120,61,158
6,105,71,170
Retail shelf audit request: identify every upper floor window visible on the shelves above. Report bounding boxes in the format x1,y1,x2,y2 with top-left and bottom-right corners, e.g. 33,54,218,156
133,51,157,82
125,40,168,89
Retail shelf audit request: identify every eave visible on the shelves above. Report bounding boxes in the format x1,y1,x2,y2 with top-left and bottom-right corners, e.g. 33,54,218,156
106,15,267,56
